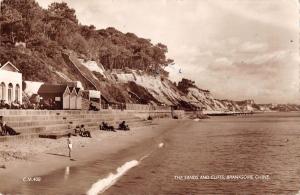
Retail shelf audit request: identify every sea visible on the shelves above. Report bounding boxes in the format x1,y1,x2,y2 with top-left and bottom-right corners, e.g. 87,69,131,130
3,112,300,195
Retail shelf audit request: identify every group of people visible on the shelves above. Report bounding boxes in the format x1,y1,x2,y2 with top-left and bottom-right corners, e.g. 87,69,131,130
0,116,20,136
0,100,22,110
89,103,99,111
0,98,49,110
100,121,130,131
0,95,61,110
30,96,60,110
67,121,130,160
100,122,115,131
74,124,92,138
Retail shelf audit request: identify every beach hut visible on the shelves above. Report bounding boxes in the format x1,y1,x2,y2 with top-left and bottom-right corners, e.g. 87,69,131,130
69,87,77,110
75,88,82,110
63,88,70,109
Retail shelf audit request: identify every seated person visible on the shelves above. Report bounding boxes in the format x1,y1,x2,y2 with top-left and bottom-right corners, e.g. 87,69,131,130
31,94,41,109
79,125,91,138
74,125,81,135
0,121,20,136
11,100,20,109
89,103,99,111
28,102,35,109
41,99,50,110
0,123,6,136
39,103,44,110
0,116,6,136
118,121,130,131
0,100,10,109
100,122,108,130
0,100,5,109
100,122,115,131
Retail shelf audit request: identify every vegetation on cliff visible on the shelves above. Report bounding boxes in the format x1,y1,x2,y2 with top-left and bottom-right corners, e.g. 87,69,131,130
177,78,198,94
0,0,172,81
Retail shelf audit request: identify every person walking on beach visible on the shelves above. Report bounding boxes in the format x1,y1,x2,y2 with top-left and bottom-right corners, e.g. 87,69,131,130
67,133,72,159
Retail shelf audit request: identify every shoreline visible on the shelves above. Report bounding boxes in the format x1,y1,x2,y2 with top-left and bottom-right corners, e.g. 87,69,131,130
0,118,181,192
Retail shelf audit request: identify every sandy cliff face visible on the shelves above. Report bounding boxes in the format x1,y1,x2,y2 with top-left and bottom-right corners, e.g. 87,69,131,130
184,87,224,111
115,72,184,105
113,70,259,112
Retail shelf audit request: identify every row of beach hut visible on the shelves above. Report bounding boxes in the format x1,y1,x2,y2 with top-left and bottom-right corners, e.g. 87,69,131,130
38,84,82,110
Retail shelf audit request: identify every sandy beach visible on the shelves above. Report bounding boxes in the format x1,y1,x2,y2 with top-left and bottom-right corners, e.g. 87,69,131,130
0,118,180,192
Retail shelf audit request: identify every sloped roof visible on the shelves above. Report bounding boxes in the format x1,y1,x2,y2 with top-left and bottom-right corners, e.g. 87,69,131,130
38,84,69,95
75,88,81,94
0,61,20,72
69,86,76,92
69,87,81,94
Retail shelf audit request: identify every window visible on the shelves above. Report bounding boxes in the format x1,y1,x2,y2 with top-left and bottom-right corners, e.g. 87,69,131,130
15,84,20,102
0,82,5,100
8,83,13,102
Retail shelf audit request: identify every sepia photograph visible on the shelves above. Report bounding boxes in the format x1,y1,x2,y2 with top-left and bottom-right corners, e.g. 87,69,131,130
0,0,299,194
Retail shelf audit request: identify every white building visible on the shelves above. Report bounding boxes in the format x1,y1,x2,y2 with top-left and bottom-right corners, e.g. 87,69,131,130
0,61,22,104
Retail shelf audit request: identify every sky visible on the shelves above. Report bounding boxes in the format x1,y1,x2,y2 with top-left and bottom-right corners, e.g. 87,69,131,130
37,0,300,104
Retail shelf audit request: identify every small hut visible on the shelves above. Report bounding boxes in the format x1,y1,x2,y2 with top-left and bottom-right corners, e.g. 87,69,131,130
62,88,70,109
69,87,77,110
38,84,70,110
75,88,82,109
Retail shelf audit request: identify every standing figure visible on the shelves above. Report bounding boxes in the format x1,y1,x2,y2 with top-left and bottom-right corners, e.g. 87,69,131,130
67,133,72,159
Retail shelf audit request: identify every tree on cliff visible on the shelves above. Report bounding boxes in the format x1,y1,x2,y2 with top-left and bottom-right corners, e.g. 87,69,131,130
177,78,197,94
1,0,45,42
46,2,81,47
0,3,23,43
0,0,174,81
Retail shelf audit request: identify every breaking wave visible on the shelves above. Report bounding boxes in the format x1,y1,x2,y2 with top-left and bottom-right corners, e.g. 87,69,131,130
86,160,139,195
87,142,164,194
